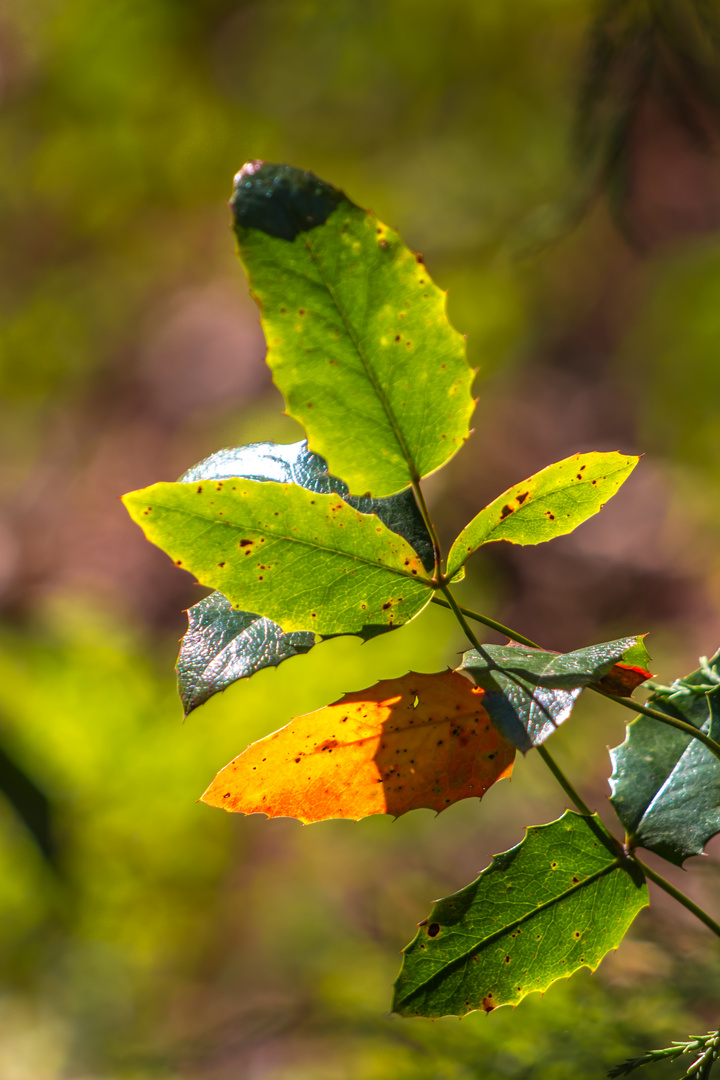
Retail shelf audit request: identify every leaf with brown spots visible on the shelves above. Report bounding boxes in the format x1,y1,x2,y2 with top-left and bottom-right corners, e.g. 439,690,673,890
122,478,433,635
200,671,515,822
393,812,648,1019
231,162,475,497
446,452,639,578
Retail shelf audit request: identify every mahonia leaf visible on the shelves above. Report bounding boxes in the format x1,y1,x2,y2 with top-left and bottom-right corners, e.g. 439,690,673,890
200,671,515,822
610,651,720,866
180,440,434,571
231,161,475,497
178,592,315,716
446,452,639,578
176,440,434,714
122,478,434,635
460,638,642,752
393,811,648,1018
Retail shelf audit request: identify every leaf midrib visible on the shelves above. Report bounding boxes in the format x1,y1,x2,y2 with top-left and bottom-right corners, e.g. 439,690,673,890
149,494,433,588
304,230,420,484
395,858,621,1006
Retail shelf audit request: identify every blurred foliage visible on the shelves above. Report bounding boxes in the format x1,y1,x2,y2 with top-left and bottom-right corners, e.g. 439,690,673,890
1,0,720,1076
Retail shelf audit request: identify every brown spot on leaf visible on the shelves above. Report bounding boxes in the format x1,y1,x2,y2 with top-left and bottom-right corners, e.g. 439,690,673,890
427,923,440,938
239,539,253,547
500,503,514,520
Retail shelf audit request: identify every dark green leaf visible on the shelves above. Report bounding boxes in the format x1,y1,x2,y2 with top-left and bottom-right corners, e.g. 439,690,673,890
231,161,475,497
122,479,433,635
609,652,720,866
175,441,434,714
177,592,315,716
393,811,648,1019
461,638,641,752
446,452,639,578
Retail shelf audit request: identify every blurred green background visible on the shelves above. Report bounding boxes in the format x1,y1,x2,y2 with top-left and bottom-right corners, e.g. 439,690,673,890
1,0,720,1076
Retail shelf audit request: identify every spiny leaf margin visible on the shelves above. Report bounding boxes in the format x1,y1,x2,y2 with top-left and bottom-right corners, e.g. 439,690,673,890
393,811,648,1019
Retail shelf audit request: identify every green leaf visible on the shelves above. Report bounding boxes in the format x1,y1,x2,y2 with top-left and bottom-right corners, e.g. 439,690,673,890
178,592,316,717
609,653,720,866
231,161,475,497
460,638,641,752
392,811,648,1019
446,452,639,578
175,440,433,714
122,478,433,635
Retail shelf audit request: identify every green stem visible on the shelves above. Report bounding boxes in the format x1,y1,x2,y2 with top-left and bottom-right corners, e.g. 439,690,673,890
432,596,720,762
439,583,720,944
411,481,443,581
430,595,539,648
633,857,720,940
536,745,594,817
437,583,485,652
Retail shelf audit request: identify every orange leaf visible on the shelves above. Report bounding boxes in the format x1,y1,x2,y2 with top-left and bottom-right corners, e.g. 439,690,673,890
201,670,515,823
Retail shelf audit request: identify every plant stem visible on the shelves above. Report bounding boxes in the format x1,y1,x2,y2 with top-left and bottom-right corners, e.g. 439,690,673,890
432,595,720,761
411,480,443,581
439,583,720,944
632,857,720,940
437,583,485,653
430,595,539,648
536,745,593,816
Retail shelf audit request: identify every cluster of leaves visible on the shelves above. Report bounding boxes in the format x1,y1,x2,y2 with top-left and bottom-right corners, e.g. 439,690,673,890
123,162,720,1076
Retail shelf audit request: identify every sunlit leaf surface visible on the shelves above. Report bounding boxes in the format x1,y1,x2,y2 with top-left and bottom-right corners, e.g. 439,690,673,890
446,452,639,577
231,161,475,497
123,479,433,634
201,670,515,822
393,812,648,1018
176,441,433,713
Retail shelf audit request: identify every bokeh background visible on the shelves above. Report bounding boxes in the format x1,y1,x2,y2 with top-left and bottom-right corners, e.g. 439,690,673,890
1,0,720,1076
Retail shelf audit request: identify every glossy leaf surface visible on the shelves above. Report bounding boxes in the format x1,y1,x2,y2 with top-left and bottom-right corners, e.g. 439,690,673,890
231,161,475,497
123,479,433,634
178,592,315,716
201,671,515,822
393,812,648,1018
446,452,639,577
461,638,641,752
176,440,434,714
610,654,720,866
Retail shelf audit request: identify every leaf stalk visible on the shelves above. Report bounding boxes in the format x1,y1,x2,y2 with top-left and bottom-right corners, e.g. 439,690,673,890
632,857,720,940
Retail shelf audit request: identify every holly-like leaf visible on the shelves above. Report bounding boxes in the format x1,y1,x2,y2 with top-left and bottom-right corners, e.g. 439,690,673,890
231,161,475,497
178,592,315,716
392,811,648,1019
461,637,641,752
123,479,433,635
609,653,720,866
176,441,435,714
201,671,515,822
446,452,639,578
